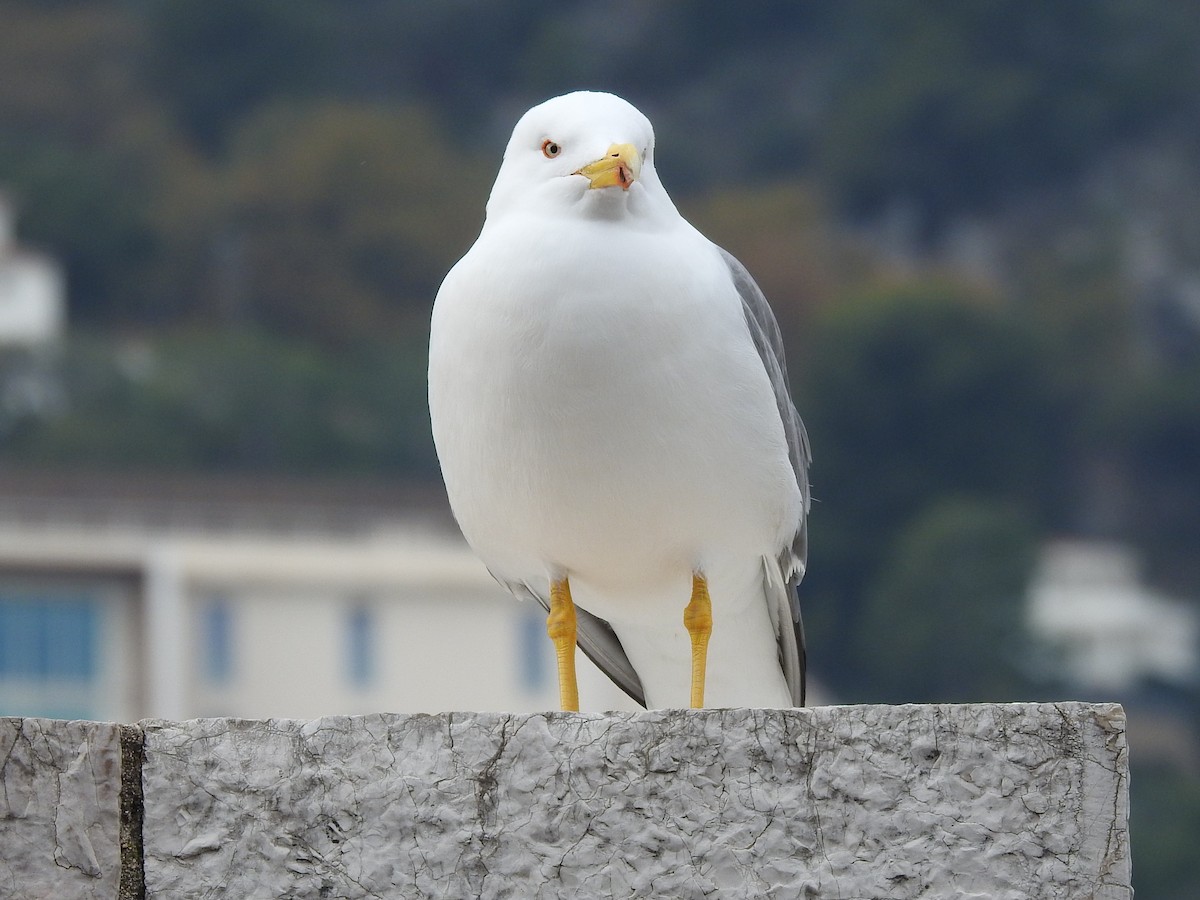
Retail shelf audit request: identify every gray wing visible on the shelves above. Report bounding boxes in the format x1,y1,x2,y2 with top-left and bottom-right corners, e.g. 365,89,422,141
497,576,647,707
719,247,812,706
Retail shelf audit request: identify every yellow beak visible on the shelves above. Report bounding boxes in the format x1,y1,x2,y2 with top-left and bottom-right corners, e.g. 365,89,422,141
575,143,641,191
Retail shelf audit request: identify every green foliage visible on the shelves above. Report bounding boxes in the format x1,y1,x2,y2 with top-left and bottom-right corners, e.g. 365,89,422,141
216,102,488,341
680,182,855,335
1102,364,1200,591
856,496,1037,703
3,0,1198,332
1130,764,1200,899
5,330,436,476
808,284,1065,515
796,283,1069,694
0,142,157,322
0,2,161,321
817,0,1200,217
139,0,334,153
0,1,146,146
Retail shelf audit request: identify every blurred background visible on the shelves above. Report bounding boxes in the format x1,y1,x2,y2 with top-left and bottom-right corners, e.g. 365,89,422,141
0,1,1197,893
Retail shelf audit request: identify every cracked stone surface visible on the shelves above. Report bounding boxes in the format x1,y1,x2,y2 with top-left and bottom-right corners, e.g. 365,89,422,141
0,717,123,899
141,703,1130,899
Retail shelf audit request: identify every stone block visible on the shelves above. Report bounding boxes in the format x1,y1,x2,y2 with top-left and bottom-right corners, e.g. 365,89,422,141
0,717,124,899
140,702,1130,899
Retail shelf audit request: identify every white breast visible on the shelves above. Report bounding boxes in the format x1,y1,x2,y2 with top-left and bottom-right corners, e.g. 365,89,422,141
428,215,801,596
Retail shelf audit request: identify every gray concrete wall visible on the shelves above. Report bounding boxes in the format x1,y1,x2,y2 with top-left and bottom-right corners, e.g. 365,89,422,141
2,703,1130,899
0,718,125,899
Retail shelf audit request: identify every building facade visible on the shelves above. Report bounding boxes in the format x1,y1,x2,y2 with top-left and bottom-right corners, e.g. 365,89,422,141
1027,539,1199,693
0,472,637,722
0,191,65,348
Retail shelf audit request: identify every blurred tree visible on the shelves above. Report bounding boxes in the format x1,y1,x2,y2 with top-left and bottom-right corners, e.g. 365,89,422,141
0,1,165,322
0,143,158,323
1129,764,1200,899
5,331,437,475
817,0,1200,223
1103,364,1200,594
331,0,546,126
854,496,1037,702
1004,212,1133,400
680,182,865,340
512,3,833,186
6,0,1198,334
212,102,488,343
0,1,145,147
796,283,1068,694
137,0,333,153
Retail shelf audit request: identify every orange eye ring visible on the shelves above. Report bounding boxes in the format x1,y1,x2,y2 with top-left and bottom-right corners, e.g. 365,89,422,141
541,139,561,158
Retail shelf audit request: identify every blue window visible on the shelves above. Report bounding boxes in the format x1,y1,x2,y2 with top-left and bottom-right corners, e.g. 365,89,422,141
0,594,97,680
519,606,548,692
346,604,374,687
201,598,233,684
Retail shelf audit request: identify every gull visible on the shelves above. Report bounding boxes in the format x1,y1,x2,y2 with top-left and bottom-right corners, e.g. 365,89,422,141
428,91,811,710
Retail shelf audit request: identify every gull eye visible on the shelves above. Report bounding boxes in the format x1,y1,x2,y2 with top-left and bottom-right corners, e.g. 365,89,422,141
541,139,561,159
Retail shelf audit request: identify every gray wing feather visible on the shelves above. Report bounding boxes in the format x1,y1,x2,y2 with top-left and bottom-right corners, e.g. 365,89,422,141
497,575,647,707
719,247,811,706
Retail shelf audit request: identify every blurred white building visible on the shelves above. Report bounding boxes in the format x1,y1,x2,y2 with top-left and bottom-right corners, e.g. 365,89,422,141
0,191,65,347
1027,539,1199,692
0,472,637,722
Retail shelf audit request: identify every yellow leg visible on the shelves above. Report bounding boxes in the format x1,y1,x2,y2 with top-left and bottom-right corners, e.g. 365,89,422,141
684,572,713,709
547,577,579,712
